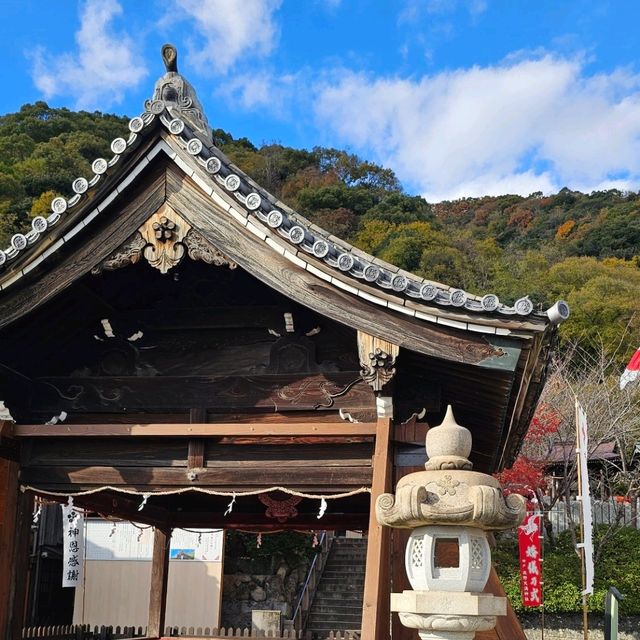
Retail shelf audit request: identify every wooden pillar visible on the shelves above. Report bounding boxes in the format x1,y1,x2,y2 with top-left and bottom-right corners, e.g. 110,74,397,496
390,462,424,640
361,417,393,640
0,458,19,637
148,526,171,638
1,461,33,640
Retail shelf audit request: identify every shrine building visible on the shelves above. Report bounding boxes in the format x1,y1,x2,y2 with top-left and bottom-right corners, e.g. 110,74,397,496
0,45,568,640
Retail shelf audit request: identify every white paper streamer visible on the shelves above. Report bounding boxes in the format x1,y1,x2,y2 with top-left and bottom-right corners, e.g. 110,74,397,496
224,493,236,516
138,493,150,511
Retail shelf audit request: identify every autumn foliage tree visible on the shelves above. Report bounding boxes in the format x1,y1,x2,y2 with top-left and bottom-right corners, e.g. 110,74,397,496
495,403,561,507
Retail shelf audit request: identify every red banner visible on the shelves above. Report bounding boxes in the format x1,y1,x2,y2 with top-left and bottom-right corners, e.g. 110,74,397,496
518,514,542,607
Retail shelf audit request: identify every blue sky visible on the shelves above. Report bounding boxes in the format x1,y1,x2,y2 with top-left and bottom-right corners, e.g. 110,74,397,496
1,0,640,201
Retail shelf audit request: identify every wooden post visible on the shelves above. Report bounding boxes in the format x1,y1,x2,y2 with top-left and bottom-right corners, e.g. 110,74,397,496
8,482,33,639
188,408,206,470
0,458,20,637
361,417,392,640
147,526,171,638
390,462,423,640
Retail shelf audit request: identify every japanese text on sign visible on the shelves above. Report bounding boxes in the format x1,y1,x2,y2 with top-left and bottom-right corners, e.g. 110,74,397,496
61,502,84,588
518,513,542,607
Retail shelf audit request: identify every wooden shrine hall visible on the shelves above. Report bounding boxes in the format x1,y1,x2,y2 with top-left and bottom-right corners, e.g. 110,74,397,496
0,45,567,640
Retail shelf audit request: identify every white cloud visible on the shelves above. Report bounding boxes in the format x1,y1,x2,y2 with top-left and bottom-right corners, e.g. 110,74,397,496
313,56,640,200
219,71,300,115
30,0,147,110
172,0,282,75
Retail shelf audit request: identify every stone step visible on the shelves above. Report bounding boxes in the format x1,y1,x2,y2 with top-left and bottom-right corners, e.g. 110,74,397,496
313,596,363,604
310,604,363,614
307,617,363,627
306,631,361,639
315,585,364,594
314,593,363,603
307,619,362,635
322,568,365,575
322,568,365,576
308,617,363,625
305,540,366,637
318,578,364,587
329,548,366,555
314,589,363,597
331,543,367,550
325,555,367,563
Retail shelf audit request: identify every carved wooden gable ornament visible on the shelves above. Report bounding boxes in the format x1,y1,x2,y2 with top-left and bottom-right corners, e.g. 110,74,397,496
93,204,236,275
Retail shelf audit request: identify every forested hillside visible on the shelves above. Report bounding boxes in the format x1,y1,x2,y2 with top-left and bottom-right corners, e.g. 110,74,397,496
1,103,639,358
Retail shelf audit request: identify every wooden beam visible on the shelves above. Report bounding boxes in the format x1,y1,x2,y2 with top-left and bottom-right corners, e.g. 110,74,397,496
67,492,169,528
169,512,370,530
13,422,378,437
147,527,171,638
20,464,373,489
29,372,372,414
361,417,393,640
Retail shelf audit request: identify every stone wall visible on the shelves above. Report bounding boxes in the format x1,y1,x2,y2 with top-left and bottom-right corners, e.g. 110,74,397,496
221,561,309,629
521,614,640,640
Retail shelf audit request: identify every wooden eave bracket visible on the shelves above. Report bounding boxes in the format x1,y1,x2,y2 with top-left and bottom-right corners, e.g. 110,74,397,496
357,331,400,394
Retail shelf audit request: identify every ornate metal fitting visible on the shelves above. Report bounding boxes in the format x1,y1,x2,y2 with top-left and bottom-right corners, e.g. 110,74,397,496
152,216,176,243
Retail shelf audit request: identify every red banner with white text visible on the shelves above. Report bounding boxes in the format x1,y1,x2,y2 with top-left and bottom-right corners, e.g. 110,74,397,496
518,514,542,607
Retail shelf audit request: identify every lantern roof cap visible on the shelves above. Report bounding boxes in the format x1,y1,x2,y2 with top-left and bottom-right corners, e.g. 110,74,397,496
425,405,473,472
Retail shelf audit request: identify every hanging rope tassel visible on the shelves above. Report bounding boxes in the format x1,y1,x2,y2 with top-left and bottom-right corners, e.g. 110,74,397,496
256,533,262,549
224,492,236,516
317,497,327,519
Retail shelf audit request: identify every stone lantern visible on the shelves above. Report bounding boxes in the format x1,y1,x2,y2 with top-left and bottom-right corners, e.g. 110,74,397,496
376,406,526,640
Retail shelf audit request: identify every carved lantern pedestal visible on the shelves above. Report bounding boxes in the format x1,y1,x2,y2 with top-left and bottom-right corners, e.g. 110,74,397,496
376,406,526,640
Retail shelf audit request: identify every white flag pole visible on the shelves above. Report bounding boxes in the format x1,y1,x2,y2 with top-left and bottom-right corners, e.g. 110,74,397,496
575,397,594,640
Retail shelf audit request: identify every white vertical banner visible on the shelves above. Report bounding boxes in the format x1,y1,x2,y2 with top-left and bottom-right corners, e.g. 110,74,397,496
576,399,594,595
61,501,84,588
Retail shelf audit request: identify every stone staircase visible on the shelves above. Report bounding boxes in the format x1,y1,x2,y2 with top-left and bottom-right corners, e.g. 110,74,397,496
305,537,367,639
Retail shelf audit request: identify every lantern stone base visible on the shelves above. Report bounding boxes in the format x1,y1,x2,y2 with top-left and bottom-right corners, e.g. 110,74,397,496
391,591,506,640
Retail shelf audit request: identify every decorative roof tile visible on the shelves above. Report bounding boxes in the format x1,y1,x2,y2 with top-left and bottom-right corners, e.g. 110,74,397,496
0,45,570,330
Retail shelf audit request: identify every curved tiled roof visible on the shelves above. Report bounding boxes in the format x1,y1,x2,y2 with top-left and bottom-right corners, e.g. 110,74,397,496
0,66,570,330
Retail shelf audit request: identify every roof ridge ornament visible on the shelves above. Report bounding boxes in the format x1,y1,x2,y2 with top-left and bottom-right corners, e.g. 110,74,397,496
162,43,178,73
148,44,212,142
